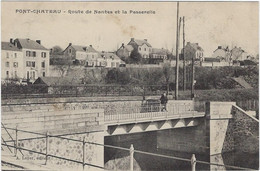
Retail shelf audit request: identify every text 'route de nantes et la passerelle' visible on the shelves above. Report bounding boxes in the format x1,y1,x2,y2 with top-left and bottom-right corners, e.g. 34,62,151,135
15,9,156,15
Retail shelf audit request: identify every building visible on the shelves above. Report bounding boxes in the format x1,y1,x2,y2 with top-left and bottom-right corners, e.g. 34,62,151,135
127,38,152,58
230,46,248,61
2,38,50,83
182,42,204,62
149,48,168,64
63,43,99,67
98,52,125,68
116,43,134,62
117,38,171,64
1,41,23,81
212,46,231,62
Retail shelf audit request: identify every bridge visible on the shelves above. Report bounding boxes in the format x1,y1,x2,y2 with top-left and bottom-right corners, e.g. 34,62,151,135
104,102,204,135
1,98,258,171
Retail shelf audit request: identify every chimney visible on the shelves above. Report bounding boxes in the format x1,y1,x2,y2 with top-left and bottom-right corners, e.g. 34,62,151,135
69,43,72,46
144,39,147,42
36,40,41,44
195,43,198,45
131,38,134,41
89,45,92,47
122,43,124,48
187,42,190,45
218,46,222,49
10,38,13,44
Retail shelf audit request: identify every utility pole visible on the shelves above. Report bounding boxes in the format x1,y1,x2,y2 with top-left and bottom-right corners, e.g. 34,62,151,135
183,16,186,91
191,51,195,100
175,2,179,100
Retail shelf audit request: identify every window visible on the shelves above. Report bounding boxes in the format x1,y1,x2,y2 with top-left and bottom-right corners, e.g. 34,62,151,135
26,51,30,57
43,72,45,77
27,71,29,79
32,71,35,79
26,61,35,67
6,52,9,58
13,62,18,67
111,62,115,67
32,51,36,57
6,62,9,67
92,55,94,59
41,52,46,58
41,62,45,68
26,61,30,67
14,53,17,58
6,71,9,78
144,48,146,51
69,49,72,53
139,47,141,51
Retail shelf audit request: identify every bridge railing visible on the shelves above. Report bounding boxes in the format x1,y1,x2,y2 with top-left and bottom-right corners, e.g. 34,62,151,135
104,103,204,123
1,124,250,171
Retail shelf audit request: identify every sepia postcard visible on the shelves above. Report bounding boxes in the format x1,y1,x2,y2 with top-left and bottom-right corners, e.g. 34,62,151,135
1,1,259,171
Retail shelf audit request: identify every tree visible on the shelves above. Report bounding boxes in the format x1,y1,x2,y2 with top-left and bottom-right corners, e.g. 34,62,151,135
129,49,142,64
162,63,174,94
51,46,64,55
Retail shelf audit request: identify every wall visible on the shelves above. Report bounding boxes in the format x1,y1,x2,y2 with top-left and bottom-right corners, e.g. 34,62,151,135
206,101,259,155
2,107,105,170
232,105,259,153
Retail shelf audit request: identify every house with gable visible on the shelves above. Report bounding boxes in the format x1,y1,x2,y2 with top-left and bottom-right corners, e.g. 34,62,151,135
182,42,204,62
6,38,50,82
212,46,231,62
98,51,125,68
127,38,152,58
230,46,248,61
1,41,23,81
63,43,99,67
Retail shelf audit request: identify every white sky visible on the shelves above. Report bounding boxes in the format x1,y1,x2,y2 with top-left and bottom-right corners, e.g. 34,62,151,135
1,1,259,56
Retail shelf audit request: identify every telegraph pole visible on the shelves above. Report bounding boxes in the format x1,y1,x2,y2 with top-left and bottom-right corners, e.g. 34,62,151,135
175,2,179,100
191,51,195,100
183,16,186,91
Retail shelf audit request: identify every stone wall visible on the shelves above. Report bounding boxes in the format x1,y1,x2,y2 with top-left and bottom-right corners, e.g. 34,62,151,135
2,107,105,170
205,102,236,155
232,105,259,153
18,131,104,171
206,101,259,155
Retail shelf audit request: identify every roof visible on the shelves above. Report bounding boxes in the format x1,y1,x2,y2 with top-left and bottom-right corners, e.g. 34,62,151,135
188,43,203,51
33,77,82,86
128,39,152,47
151,48,168,55
124,45,134,52
70,45,97,53
231,77,252,89
99,51,121,60
14,38,48,50
1,42,21,51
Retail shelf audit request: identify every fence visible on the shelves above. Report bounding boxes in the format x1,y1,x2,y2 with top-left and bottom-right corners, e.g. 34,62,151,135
1,124,252,171
104,102,202,124
1,84,168,99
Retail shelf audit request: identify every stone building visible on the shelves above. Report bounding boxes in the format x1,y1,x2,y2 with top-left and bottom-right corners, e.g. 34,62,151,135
63,43,99,67
98,51,125,68
182,42,204,62
212,46,231,62
2,38,50,83
230,46,248,61
1,41,23,81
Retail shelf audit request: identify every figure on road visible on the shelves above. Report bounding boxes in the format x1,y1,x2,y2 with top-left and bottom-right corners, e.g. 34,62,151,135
160,92,168,111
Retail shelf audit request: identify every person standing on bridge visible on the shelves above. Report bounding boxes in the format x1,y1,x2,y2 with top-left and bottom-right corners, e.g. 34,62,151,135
160,92,168,111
